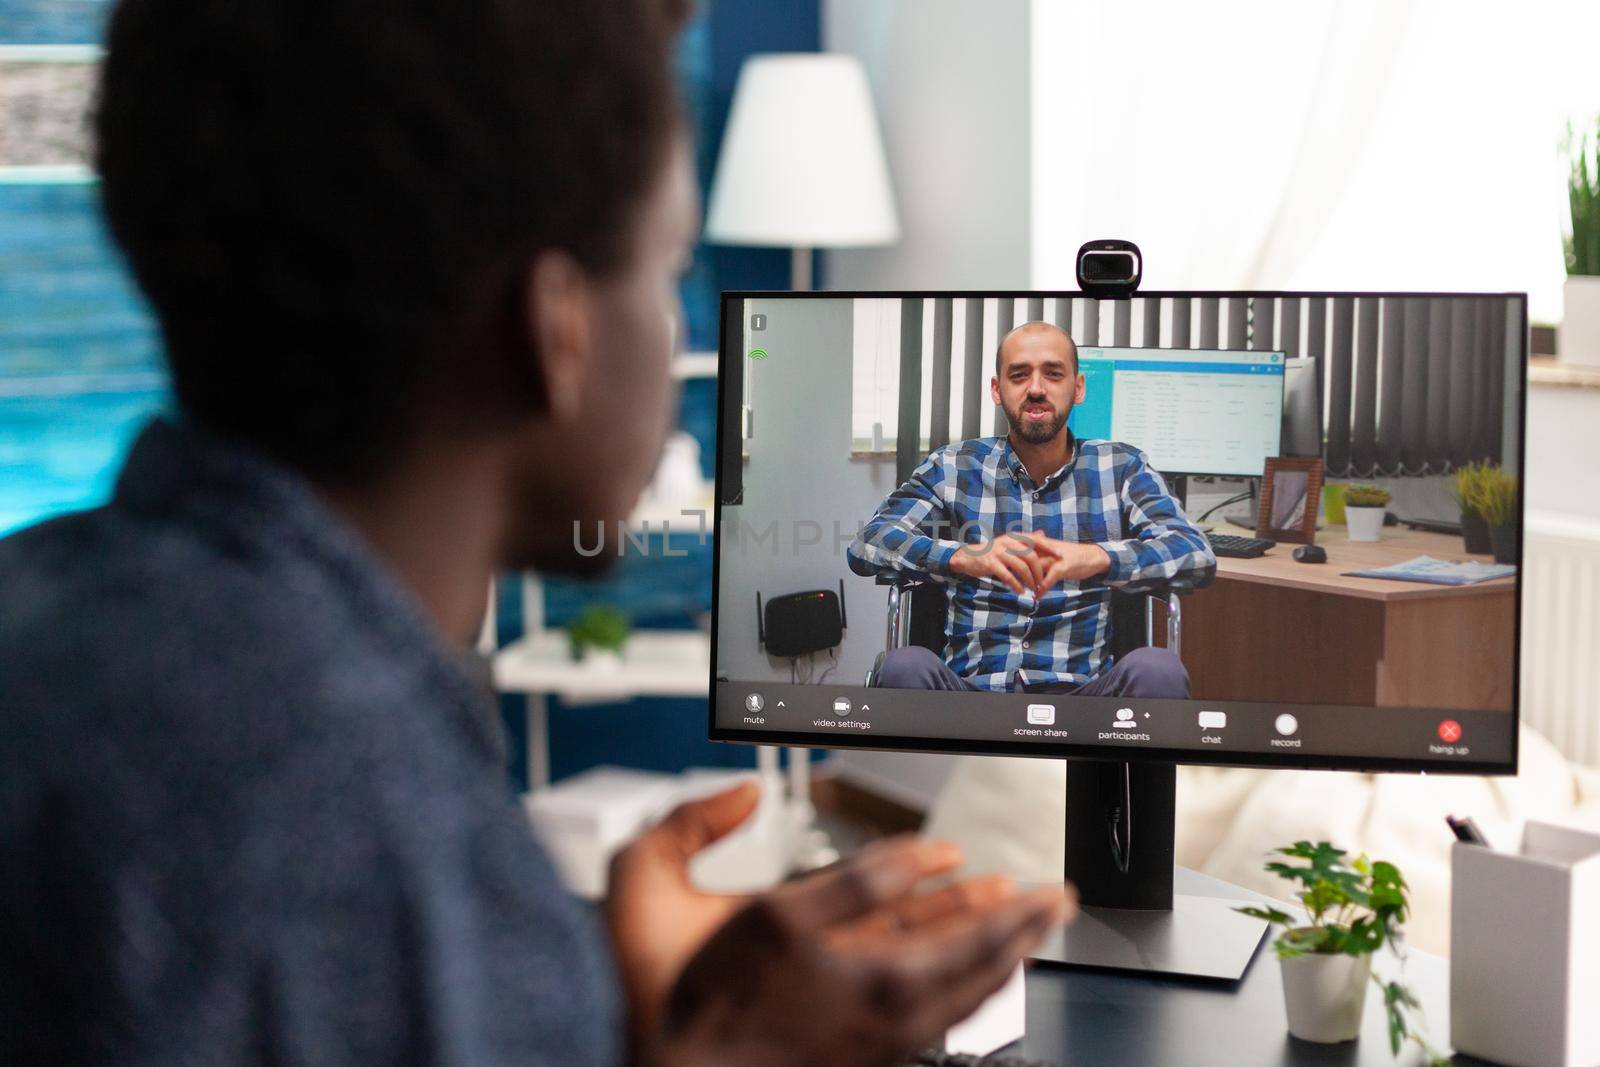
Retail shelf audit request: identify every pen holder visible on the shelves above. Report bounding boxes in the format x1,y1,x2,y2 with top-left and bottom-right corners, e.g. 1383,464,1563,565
1450,821,1600,1067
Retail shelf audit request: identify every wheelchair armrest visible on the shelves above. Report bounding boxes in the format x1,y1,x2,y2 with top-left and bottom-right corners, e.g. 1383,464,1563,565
877,574,927,652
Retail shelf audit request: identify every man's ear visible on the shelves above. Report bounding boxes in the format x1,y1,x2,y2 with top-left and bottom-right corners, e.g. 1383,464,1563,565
522,249,593,423
1073,372,1086,405
989,376,1001,407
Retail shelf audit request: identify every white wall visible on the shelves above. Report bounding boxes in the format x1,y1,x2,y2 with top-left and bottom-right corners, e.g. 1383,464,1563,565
1526,384,1600,521
716,297,899,688
1028,2,1600,324
822,0,1033,292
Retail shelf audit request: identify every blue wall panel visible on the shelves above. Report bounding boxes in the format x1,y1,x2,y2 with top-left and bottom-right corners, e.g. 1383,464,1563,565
701,0,822,299
0,180,167,534
0,0,110,44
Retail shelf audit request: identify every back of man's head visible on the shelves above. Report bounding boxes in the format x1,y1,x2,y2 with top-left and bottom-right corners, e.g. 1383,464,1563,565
95,0,689,483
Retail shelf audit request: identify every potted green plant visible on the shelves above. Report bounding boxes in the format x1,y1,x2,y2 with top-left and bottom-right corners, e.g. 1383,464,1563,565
1561,115,1600,366
1452,462,1495,554
1237,842,1444,1064
566,604,631,669
1342,484,1390,542
1474,467,1520,564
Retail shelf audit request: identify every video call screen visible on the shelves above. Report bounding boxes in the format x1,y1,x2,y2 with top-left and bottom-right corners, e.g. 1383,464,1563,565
710,293,1525,773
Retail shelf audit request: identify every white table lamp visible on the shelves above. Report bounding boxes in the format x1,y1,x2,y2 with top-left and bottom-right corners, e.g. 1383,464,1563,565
706,53,899,289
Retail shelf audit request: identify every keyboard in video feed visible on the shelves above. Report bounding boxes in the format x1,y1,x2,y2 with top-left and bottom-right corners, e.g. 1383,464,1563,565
712,293,1524,773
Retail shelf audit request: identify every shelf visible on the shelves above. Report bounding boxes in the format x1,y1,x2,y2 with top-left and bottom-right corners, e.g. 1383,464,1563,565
493,628,710,703
1529,356,1600,390
674,353,718,380
628,488,716,533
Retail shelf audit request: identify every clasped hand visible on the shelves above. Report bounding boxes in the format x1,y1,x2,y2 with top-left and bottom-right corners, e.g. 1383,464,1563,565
948,532,1109,596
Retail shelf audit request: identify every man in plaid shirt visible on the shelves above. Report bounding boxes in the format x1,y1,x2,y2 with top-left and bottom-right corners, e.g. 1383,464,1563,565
847,321,1215,696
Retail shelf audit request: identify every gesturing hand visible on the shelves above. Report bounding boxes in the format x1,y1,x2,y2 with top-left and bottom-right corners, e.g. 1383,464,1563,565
652,835,1073,1067
606,781,765,1052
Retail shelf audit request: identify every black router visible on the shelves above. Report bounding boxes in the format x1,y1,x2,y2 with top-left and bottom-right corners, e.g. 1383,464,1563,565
756,580,847,658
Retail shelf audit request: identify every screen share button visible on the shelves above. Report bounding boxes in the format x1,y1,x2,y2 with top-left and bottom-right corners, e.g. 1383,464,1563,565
1014,702,1067,739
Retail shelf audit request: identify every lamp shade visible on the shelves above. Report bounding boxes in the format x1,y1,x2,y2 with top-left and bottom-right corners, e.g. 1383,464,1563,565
705,53,899,248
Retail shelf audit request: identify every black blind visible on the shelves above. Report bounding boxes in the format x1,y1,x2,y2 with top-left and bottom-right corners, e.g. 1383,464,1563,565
876,292,1513,485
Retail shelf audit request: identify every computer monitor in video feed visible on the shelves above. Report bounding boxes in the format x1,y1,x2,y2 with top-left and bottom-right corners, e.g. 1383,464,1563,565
710,291,1526,975
1070,345,1285,478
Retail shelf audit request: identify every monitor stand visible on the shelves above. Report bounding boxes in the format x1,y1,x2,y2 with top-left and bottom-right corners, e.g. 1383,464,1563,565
1029,760,1269,981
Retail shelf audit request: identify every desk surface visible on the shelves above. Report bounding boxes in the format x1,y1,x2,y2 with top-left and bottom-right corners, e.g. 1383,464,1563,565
1211,526,1514,602
1021,868,1450,1066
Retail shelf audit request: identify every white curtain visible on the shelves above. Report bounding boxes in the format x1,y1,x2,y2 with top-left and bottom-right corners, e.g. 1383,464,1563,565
1032,0,1600,325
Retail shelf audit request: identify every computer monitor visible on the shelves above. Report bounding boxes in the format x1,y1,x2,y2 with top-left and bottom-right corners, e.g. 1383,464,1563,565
710,291,1525,976
1071,345,1285,478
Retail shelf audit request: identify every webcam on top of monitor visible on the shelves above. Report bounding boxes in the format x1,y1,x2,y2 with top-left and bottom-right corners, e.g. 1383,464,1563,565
1076,238,1142,298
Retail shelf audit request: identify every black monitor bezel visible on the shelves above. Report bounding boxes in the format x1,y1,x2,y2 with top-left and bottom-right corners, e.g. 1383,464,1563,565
707,289,1527,777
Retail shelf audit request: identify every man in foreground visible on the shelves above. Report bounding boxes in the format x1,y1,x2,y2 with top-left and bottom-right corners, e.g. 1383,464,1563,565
0,1,1067,1063
848,321,1215,696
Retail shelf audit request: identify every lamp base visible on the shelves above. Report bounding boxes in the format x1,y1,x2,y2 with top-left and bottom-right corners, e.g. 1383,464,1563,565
791,245,813,291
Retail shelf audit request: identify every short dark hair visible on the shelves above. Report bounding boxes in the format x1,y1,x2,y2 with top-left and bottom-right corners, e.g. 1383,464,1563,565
994,320,1078,378
95,0,689,481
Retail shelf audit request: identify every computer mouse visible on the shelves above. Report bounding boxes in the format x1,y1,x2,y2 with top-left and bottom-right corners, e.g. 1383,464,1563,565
1292,545,1327,564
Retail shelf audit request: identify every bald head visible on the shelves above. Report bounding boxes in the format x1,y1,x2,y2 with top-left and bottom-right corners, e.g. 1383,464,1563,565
995,320,1078,378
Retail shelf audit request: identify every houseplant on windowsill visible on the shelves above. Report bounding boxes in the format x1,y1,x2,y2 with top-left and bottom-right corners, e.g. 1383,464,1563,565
1452,462,1495,554
1342,484,1390,542
566,604,631,670
1561,114,1600,366
1237,842,1445,1065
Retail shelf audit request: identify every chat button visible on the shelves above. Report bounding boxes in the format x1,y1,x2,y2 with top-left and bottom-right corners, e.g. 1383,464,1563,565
1198,710,1227,731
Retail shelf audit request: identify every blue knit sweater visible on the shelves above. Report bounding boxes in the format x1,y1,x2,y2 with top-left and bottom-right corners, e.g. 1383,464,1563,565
0,418,620,1065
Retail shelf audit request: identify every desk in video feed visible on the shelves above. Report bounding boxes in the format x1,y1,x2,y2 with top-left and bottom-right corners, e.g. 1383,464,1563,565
1177,527,1514,712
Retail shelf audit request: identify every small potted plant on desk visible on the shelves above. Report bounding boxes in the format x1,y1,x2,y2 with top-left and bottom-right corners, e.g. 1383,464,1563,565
1476,467,1520,565
566,604,631,671
1453,462,1495,554
1237,842,1445,1065
1342,484,1390,542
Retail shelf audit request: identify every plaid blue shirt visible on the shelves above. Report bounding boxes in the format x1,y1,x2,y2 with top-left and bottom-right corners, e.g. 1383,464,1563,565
847,435,1215,691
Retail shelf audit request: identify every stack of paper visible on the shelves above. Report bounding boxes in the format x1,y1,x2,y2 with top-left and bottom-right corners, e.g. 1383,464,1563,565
1342,555,1516,586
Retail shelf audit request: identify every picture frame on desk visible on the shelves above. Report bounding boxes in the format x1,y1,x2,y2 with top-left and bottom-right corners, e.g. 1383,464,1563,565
1256,457,1324,545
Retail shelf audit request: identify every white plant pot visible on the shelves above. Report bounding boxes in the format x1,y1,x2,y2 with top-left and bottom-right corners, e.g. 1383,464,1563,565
578,648,625,672
1345,505,1385,542
1561,276,1600,367
1280,951,1371,1044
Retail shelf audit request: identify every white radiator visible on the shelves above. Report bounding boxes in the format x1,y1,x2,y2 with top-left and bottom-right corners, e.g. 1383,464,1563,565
1521,512,1600,768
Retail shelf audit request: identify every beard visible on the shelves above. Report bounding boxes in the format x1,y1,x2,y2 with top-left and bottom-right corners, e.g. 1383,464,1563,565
1005,396,1071,444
